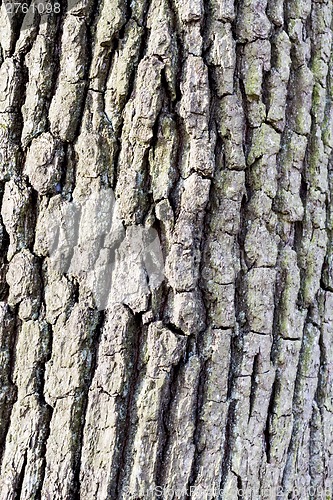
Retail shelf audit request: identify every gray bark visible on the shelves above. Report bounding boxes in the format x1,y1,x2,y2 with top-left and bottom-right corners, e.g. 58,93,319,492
0,0,332,498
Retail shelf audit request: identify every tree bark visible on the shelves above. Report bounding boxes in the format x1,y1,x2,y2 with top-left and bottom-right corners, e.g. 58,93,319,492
0,0,332,498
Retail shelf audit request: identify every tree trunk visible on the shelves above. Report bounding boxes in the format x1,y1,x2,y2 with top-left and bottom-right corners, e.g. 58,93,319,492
0,0,332,498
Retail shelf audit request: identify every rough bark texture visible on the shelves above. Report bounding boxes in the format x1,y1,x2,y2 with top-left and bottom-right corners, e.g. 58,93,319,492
0,0,333,498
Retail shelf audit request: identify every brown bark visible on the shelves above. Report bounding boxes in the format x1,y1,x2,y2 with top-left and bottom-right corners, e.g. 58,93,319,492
0,0,332,498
